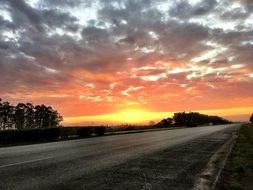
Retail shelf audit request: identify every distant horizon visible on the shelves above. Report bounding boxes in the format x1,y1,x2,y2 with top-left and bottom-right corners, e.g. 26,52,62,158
62,107,253,126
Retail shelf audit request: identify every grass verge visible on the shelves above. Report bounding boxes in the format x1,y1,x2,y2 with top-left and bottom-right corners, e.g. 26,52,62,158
217,123,253,190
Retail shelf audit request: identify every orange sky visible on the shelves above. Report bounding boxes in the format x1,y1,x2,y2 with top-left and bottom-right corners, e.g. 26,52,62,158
1,0,253,125
63,107,253,126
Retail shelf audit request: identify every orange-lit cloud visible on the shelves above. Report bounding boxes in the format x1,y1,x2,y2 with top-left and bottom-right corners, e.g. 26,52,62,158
0,0,253,125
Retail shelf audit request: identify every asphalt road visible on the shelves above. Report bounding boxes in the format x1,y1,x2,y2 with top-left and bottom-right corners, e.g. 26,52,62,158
0,124,240,190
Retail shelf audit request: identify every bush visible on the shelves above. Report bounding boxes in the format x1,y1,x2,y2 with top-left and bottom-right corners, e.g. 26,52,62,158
250,114,253,123
156,118,173,128
77,127,93,137
0,128,60,144
0,126,107,145
59,127,79,139
40,128,60,140
171,112,232,127
186,123,198,127
94,127,106,136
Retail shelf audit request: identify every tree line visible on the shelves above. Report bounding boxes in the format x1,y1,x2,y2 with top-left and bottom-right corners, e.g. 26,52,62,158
156,112,232,127
0,99,63,130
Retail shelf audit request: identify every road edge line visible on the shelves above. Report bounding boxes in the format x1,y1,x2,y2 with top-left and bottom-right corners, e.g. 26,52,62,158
0,156,53,169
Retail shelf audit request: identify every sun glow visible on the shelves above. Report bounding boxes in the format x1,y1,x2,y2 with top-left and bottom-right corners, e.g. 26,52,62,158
64,109,173,126
63,107,253,126
112,109,167,123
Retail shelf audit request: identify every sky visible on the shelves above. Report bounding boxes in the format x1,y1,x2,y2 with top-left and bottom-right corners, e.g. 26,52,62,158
0,0,253,125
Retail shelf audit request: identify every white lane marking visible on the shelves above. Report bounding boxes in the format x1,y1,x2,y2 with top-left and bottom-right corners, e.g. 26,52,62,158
0,157,53,168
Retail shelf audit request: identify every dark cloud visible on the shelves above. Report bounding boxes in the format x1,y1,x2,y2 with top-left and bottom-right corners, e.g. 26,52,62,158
0,16,16,31
43,0,85,8
41,9,79,31
243,0,253,11
0,0,253,113
193,0,217,15
169,0,218,18
7,0,43,31
220,8,249,20
81,26,109,44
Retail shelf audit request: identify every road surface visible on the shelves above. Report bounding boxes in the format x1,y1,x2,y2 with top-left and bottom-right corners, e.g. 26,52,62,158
0,124,240,189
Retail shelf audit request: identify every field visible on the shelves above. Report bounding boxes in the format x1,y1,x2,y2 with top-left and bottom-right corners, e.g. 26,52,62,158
218,123,253,190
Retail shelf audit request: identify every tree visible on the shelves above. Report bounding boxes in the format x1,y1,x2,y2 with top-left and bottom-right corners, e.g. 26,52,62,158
208,115,231,125
173,112,188,126
25,103,35,128
0,99,63,130
250,114,253,123
172,112,231,127
0,100,14,130
156,118,173,127
34,105,62,128
14,103,26,129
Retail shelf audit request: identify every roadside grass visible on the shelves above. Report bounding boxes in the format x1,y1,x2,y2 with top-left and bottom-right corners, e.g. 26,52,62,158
218,123,253,190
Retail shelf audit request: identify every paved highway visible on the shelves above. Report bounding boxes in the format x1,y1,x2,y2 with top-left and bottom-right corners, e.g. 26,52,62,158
0,124,240,189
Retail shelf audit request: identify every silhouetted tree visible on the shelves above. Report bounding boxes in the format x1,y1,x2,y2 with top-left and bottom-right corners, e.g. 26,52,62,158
34,105,62,128
14,103,26,129
250,114,253,123
13,103,37,129
0,99,63,130
156,117,173,127
0,100,14,130
208,115,231,125
25,103,35,128
171,112,231,127
173,112,189,126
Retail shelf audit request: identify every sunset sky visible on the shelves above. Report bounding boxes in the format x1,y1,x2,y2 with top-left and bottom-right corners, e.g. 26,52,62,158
0,0,253,125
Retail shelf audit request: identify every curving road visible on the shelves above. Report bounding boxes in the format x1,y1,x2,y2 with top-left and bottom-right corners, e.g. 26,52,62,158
0,124,240,190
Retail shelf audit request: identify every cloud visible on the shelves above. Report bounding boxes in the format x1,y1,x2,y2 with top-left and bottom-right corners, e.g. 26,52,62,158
41,9,79,32
6,0,43,31
0,0,252,117
169,0,218,18
43,0,85,8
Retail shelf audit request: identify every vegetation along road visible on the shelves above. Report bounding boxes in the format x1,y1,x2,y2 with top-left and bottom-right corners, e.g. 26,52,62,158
0,124,240,190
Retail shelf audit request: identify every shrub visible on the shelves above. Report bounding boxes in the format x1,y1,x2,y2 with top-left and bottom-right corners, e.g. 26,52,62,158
0,128,60,144
77,127,93,137
250,114,253,123
124,126,136,131
43,128,60,140
94,127,106,136
156,118,173,128
0,126,108,145
59,127,79,139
